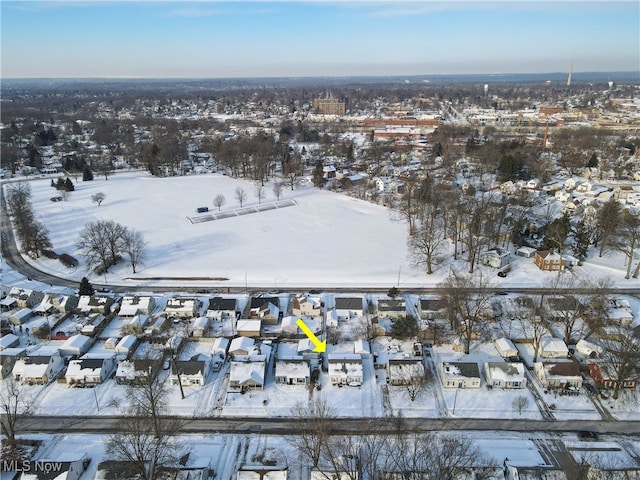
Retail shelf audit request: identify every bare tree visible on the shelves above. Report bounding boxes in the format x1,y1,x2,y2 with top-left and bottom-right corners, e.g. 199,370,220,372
287,396,336,468
440,270,494,354
543,276,588,344
614,209,640,279
234,186,247,208
512,395,529,416
213,193,226,211
255,185,266,204
91,192,106,206
597,326,640,400
389,432,485,480
272,181,283,201
122,228,147,274
77,219,127,273
405,371,428,402
104,414,184,480
595,196,622,257
0,376,33,461
408,207,445,275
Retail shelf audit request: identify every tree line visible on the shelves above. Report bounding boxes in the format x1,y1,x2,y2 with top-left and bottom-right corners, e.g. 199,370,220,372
5,183,52,259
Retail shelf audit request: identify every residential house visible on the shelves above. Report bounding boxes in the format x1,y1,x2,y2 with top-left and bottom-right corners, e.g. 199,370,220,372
0,347,25,379
249,296,280,322
534,361,582,389
6,287,44,309
206,297,238,321
418,296,446,320
59,334,92,358
607,298,634,326
118,295,157,317
76,295,114,315
544,296,583,322
325,309,339,328
533,250,566,271
386,358,425,386
76,313,108,337
275,357,310,385
65,354,116,386
236,320,262,338
377,298,407,320
13,348,64,384
540,337,569,359
170,356,211,386
480,248,511,269
440,362,481,389
236,466,288,480
165,297,201,319
0,333,20,351
327,354,363,387
144,315,170,337
33,292,78,316
229,345,271,392
291,294,322,317
334,297,365,321
115,359,160,385
484,362,526,389
20,453,90,480
588,362,638,390
8,308,33,326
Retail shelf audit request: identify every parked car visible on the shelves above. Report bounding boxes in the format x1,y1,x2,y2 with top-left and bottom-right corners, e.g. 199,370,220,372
577,430,598,441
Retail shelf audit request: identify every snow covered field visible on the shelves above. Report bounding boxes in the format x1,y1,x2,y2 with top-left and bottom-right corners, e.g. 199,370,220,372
12,170,638,289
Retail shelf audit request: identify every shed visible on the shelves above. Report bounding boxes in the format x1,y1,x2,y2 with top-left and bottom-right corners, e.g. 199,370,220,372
104,337,119,349
354,339,371,358
494,337,518,359
115,334,137,357
575,339,603,358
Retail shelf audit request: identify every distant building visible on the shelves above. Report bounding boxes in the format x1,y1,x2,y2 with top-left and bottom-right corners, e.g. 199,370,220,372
313,98,345,115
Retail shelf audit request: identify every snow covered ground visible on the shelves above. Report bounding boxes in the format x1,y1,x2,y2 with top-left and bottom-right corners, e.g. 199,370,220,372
8,170,638,289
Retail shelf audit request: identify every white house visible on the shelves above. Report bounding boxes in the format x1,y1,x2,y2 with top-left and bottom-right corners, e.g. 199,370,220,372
484,362,526,389
118,295,156,317
325,309,339,328
169,356,211,386
65,354,116,386
534,361,582,389
20,453,90,480
540,337,569,359
327,354,363,387
205,297,238,320
480,249,511,269
236,319,262,338
76,295,114,314
165,297,201,318
386,358,425,386
13,348,64,384
275,357,310,385
376,299,407,319
334,297,365,321
440,362,481,389
229,351,270,392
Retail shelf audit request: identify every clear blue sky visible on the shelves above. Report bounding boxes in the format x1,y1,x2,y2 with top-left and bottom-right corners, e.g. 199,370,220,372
1,1,638,78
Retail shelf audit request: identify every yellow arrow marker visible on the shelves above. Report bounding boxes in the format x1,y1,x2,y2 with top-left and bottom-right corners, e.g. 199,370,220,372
296,318,326,353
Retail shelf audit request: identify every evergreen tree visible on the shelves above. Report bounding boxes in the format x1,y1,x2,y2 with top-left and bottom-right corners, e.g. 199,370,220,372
312,161,325,188
51,179,55,188
55,178,66,190
83,167,94,181
572,219,591,261
65,178,74,191
78,277,95,296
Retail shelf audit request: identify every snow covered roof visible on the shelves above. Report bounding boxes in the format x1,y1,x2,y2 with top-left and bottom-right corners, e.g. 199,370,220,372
275,358,310,379
60,334,91,353
211,337,229,354
485,362,525,381
541,337,569,355
441,361,480,380
229,336,255,354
